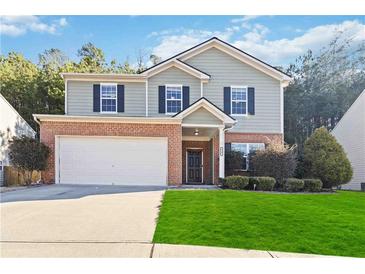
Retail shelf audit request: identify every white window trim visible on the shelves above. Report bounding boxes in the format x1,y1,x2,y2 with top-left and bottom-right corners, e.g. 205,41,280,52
230,85,248,117
231,142,265,171
165,84,183,115
100,83,118,114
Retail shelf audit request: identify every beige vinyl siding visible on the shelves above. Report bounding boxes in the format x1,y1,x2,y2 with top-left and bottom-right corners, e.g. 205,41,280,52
184,47,282,133
67,81,146,116
148,67,201,116
183,107,223,125
332,90,365,190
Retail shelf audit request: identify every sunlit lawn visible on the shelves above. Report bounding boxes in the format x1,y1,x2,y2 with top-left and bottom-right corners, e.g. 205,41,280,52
153,190,365,257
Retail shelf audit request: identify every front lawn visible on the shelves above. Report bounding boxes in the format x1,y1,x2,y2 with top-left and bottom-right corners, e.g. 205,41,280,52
153,190,365,257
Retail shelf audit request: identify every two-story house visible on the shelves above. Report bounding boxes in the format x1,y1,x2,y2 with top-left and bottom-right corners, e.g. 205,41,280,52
33,37,292,186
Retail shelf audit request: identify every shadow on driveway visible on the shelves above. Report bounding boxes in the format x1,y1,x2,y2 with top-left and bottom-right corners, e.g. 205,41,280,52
0,184,166,203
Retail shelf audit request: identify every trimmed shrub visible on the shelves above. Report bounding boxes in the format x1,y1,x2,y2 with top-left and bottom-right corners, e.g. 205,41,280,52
251,142,297,184
284,178,304,192
303,179,323,192
248,177,260,190
247,177,276,191
256,177,276,191
303,127,353,188
223,176,249,190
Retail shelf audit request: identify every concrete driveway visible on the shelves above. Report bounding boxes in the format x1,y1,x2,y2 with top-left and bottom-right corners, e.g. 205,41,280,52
0,185,165,257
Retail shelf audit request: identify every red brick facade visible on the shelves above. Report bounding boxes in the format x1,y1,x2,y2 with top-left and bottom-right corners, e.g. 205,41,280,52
39,120,283,186
40,121,182,185
225,132,283,144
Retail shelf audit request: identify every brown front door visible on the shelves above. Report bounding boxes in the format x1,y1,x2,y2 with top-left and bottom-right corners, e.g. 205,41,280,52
187,150,202,183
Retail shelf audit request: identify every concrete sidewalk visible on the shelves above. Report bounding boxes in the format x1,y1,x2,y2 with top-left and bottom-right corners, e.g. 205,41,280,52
0,242,338,258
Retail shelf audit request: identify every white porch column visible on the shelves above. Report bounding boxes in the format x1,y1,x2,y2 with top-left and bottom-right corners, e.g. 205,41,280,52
219,126,225,178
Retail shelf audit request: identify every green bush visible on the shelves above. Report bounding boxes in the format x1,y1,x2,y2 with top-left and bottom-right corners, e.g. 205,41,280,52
284,178,304,192
303,127,353,188
303,179,323,192
248,177,260,190
251,143,297,184
223,176,249,190
8,136,50,185
256,177,276,191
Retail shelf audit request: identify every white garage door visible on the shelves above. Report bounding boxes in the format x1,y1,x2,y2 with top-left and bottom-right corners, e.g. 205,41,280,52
58,136,168,186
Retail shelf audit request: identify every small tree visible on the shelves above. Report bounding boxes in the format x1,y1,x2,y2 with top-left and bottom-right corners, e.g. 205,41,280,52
303,127,352,188
251,142,297,184
8,136,50,185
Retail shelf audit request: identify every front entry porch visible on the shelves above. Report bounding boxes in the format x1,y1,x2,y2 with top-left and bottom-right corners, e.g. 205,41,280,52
174,98,237,185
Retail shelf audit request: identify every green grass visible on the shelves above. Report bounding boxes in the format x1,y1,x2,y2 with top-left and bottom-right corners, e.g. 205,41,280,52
153,190,365,257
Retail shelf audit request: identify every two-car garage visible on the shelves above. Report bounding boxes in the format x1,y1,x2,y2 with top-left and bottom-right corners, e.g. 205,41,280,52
56,136,168,186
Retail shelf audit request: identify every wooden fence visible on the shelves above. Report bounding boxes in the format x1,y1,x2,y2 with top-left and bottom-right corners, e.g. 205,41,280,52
4,166,41,186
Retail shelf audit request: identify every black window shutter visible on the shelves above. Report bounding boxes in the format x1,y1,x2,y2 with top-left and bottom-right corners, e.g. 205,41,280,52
225,143,231,154
117,85,124,112
158,86,166,113
93,84,100,112
223,87,231,114
248,87,255,115
182,86,190,110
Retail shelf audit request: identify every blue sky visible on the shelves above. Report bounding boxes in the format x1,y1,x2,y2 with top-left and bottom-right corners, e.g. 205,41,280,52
1,15,364,67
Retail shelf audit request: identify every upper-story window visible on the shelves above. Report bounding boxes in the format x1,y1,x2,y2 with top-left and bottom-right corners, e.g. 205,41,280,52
231,86,247,115
166,85,182,114
101,83,117,113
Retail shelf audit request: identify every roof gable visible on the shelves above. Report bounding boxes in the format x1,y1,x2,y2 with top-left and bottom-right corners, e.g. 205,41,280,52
174,97,236,125
141,59,210,80
140,37,292,83
183,106,223,125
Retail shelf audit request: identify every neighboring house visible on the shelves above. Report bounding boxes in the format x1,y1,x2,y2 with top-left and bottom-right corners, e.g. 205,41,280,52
332,89,365,191
33,37,292,186
0,93,36,186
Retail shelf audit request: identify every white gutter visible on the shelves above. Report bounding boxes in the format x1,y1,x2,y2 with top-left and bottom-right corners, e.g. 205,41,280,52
33,114,182,124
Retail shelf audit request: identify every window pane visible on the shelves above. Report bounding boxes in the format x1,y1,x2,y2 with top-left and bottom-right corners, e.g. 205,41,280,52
166,86,182,99
231,88,246,100
232,143,248,155
232,101,246,114
101,85,117,98
249,143,265,153
167,100,181,113
101,98,116,112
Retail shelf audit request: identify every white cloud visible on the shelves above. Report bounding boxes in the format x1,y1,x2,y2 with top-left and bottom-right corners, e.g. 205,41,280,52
231,15,261,24
58,18,68,27
232,20,365,64
150,19,365,65
0,16,68,37
150,27,240,59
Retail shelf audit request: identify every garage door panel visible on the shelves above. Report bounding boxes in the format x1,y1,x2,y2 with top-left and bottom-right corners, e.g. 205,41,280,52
59,137,168,185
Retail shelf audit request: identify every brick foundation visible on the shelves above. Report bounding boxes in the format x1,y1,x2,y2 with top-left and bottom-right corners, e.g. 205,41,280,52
39,121,182,185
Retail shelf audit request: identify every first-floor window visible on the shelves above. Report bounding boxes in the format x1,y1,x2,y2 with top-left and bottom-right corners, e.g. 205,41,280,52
101,83,117,112
0,160,3,172
166,85,182,114
231,143,265,171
